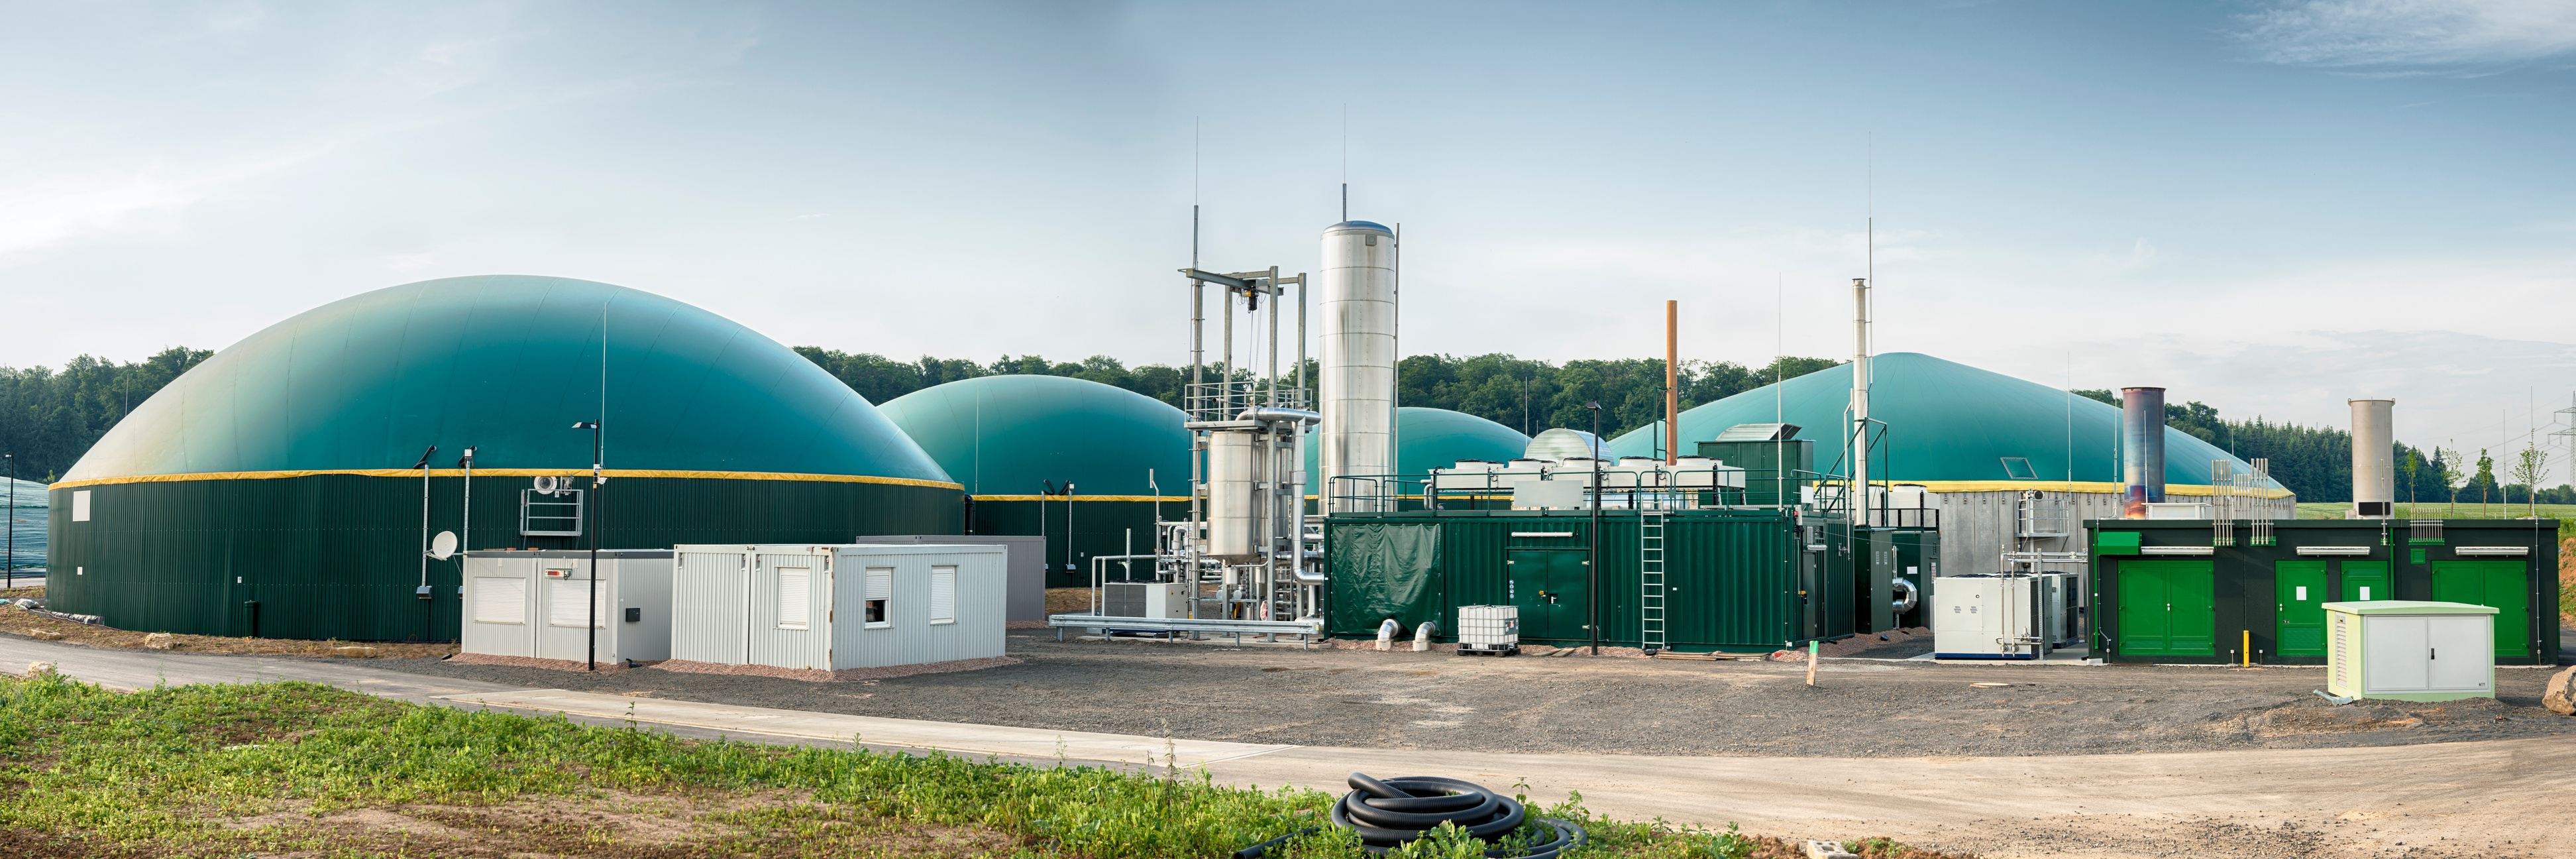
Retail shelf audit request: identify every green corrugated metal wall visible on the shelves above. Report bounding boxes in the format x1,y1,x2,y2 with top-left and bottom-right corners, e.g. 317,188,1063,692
48,475,959,641
1324,510,1815,652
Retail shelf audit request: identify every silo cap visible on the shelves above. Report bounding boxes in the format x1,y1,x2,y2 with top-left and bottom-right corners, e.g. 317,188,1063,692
1324,220,1393,234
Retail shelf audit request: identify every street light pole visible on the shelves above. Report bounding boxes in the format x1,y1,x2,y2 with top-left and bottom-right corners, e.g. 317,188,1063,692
5,452,14,590
1585,401,1603,656
573,420,602,671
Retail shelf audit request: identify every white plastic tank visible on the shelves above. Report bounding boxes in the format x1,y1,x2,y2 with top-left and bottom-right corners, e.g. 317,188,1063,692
1207,431,1261,557
1319,219,1397,512
2349,398,2394,519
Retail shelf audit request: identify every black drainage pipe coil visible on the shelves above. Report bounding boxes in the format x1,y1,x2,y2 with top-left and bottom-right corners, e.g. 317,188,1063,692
1234,772,1586,858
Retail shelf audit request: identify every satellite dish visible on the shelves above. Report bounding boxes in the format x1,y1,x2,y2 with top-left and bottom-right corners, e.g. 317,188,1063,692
429,530,458,560
533,475,561,494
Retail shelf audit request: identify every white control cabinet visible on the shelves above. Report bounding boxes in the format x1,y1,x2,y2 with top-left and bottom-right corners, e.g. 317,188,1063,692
2326,601,2496,702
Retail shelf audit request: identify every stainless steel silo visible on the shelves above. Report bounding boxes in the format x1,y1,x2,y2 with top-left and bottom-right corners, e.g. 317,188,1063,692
1319,220,1397,512
2349,398,2395,519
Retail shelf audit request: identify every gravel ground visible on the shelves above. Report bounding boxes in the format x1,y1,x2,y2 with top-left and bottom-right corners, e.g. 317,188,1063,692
366,634,2576,758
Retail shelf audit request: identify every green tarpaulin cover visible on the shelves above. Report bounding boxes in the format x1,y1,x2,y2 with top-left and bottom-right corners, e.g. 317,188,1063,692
1328,523,1443,636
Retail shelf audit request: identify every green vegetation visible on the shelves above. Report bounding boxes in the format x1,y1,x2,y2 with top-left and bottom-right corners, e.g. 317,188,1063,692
0,675,1932,858
0,347,210,482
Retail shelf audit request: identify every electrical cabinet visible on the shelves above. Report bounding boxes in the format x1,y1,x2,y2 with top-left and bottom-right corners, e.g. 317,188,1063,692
2325,601,2496,702
1104,581,1193,618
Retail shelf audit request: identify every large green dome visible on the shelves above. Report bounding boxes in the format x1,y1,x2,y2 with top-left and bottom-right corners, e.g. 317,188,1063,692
64,275,949,485
1605,352,2277,490
878,375,1190,498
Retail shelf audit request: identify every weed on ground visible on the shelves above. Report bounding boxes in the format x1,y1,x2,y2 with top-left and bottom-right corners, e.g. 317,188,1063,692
0,673,1966,857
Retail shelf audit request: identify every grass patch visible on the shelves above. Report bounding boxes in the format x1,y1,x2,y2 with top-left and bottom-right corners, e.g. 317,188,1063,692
0,675,1968,858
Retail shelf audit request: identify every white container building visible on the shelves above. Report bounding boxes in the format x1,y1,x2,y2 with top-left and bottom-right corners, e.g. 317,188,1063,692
671,544,1008,671
460,549,673,664
855,534,1044,623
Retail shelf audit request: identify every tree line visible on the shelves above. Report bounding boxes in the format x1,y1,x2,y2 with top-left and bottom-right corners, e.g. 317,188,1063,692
11,345,2567,513
2070,390,2573,507
0,348,212,483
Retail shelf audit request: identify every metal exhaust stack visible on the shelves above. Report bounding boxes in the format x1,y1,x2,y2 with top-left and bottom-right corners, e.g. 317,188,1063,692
2348,398,2395,519
2120,387,2166,519
1319,219,1397,512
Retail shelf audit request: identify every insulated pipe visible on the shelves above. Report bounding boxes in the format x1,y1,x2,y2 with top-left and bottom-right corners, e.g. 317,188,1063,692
1238,407,1321,424
2349,398,2395,519
2120,387,2166,518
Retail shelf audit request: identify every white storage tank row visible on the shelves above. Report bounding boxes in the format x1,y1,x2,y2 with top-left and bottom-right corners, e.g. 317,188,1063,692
461,544,1008,673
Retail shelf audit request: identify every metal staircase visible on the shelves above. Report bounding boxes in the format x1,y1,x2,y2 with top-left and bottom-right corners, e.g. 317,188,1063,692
1639,509,1668,653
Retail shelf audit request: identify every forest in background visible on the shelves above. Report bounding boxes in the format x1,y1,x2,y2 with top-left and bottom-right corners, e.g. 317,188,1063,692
4,346,2567,509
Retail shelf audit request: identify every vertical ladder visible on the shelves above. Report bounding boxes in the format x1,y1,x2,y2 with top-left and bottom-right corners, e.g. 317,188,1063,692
1639,509,1668,653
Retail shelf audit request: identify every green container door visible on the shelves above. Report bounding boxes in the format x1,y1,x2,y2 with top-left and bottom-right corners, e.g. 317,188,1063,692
2430,561,2530,660
2339,561,2387,602
1510,549,1587,642
2116,560,2216,656
2275,561,2330,658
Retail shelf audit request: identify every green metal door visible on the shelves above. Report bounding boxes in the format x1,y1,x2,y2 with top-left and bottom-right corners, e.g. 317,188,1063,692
2430,561,2530,660
2117,561,2216,656
2339,561,2387,602
2275,561,2329,658
1509,549,1586,642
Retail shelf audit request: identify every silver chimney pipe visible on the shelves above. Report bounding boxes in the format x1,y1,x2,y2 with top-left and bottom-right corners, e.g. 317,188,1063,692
2348,398,2394,519
2120,387,2166,519
1849,277,1870,525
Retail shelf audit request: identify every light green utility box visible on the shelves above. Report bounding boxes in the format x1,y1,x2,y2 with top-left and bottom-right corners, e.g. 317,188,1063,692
2324,601,2498,702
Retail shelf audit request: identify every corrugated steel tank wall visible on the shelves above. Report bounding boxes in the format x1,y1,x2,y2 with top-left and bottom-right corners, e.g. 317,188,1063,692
47,476,959,641
1325,511,1809,651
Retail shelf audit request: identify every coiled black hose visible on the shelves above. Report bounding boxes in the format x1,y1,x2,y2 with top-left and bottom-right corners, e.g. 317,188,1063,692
1233,772,1587,858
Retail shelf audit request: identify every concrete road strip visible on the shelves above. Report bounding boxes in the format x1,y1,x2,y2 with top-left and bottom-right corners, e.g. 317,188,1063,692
440,689,1299,767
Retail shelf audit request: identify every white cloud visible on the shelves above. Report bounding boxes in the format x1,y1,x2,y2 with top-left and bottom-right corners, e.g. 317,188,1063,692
2239,0,2576,66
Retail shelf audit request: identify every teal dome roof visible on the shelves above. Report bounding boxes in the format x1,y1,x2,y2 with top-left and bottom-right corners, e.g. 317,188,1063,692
64,276,952,485
1306,407,1530,494
879,375,1191,497
1605,353,2277,490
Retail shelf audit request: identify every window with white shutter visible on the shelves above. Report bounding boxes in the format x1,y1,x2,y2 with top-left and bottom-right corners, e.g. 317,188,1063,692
547,579,606,628
474,578,525,624
865,567,893,628
777,568,810,630
930,566,957,625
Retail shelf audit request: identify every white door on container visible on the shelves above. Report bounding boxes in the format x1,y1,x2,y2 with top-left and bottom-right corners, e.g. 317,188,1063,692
2424,615,2490,691
2363,616,2427,693
677,551,747,663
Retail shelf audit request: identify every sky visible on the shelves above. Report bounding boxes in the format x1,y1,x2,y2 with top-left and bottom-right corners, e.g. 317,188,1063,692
2,0,2571,482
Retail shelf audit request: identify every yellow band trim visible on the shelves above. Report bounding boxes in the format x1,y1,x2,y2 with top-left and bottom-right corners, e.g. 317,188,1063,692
1830,479,2292,499
971,494,1193,502
51,469,963,491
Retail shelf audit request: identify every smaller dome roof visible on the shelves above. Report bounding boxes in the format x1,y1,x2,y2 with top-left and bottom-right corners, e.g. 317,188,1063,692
1324,220,1393,234
879,375,1190,496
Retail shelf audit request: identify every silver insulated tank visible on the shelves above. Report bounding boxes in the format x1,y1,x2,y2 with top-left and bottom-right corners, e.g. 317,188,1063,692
1319,219,1397,512
2349,398,2395,519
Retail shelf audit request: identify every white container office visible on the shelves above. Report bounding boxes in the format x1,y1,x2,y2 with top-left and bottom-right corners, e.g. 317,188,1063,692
855,534,1044,623
671,544,1008,671
2323,601,2497,702
460,550,673,664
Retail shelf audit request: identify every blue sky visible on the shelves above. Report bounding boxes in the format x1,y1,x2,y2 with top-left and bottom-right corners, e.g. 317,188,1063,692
2,1,2571,479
